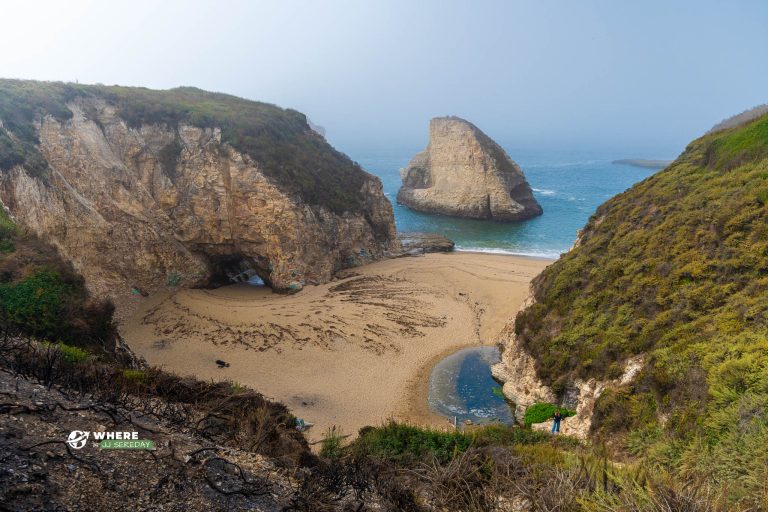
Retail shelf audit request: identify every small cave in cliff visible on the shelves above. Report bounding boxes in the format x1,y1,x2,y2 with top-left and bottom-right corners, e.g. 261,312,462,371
205,254,272,289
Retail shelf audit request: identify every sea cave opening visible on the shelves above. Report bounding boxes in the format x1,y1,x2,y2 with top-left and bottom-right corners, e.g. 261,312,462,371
205,254,272,289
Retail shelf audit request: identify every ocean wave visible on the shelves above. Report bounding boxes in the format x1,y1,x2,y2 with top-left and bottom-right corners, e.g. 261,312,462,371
532,188,556,196
454,246,561,259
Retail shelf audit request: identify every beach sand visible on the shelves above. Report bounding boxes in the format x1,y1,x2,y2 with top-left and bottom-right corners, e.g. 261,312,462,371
120,252,550,443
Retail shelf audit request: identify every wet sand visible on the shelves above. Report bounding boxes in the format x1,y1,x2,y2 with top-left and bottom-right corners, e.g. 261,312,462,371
121,252,550,443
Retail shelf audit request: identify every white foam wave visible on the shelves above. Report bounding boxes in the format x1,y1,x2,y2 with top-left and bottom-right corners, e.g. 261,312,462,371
532,188,556,196
455,246,560,259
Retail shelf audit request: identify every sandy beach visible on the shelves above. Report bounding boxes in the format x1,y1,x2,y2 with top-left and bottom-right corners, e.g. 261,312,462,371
121,252,550,443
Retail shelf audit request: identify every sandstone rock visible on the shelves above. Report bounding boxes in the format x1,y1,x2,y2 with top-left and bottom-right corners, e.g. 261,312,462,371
0,96,398,303
397,232,455,254
397,117,542,221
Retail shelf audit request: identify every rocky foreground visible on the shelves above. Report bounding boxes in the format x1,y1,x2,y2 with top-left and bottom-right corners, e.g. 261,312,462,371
0,370,293,511
397,117,542,222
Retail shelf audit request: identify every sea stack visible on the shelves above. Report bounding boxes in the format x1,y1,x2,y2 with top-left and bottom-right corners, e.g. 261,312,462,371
397,117,542,221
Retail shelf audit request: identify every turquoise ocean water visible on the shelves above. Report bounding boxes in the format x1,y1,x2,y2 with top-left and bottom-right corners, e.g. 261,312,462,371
355,149,664,258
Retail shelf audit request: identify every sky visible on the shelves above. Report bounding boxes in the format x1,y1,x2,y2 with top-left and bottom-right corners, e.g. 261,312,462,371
2,0,767,157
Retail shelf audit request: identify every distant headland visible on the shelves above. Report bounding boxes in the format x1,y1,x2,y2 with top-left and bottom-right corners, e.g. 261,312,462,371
611,158,672,169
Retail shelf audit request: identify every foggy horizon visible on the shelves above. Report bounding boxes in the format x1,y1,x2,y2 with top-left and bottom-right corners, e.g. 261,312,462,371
3,0,767,158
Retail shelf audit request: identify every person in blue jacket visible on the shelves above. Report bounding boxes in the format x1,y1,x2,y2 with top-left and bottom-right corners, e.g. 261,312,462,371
551,409,563,434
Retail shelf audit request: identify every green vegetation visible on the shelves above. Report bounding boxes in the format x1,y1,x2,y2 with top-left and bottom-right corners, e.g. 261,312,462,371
352,423,473,464
523,403,576,427
349,421,577,465
0,208,115,348
57,342,90,363
0,207,15,253
320,426,345,459
121,369,146,381
705,109,768,170
514,111,768,504
0,79,373,214
0,270,70,339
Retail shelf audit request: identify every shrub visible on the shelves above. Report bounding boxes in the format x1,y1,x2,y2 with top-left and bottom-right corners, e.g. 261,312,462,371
0,270,70,339
57,342,90,363
523,403,575,427
0,207,15,254
351,422,472,464
0,210,117,350
320,426,344,459
121,369,146,381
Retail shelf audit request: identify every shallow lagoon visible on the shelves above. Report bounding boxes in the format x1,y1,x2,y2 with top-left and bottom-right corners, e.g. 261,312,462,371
428,346,515,426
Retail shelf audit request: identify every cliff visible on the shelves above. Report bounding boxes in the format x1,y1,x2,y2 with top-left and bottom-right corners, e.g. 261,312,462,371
493,109,768,498
0,80,398,301
397,117,542,221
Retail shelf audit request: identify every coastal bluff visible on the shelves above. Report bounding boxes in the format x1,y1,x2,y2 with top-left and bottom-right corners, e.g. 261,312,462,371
0,80,398,300
397,116,542,221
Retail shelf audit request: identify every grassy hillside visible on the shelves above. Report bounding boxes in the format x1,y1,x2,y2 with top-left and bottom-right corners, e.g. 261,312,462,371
514,112,768,503
0,79,371,214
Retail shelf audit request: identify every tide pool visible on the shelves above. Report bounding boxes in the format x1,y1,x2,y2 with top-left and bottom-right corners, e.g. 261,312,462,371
428,346,514,426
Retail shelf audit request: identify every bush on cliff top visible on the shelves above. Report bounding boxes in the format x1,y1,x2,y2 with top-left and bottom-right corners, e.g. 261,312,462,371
0,79,371,214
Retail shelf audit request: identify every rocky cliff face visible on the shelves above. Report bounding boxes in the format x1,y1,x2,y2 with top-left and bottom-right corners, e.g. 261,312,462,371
0,83,397,302
491,303,645,440
397,117,542,221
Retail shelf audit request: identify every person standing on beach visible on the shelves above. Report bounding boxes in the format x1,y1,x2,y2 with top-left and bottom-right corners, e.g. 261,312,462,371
551,409,562,434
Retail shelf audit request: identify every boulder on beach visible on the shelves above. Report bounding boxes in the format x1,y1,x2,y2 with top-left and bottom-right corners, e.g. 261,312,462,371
397,232,455,254
397,116,542,222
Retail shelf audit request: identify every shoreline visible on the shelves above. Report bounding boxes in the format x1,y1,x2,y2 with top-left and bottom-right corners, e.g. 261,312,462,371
120,252,550,443
453,247,559,261
399,344,479,430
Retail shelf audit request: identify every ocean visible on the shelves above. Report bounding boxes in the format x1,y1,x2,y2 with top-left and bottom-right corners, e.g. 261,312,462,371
354,149,666,258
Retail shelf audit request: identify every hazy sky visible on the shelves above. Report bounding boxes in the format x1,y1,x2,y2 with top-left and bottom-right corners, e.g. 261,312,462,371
3,0,767,156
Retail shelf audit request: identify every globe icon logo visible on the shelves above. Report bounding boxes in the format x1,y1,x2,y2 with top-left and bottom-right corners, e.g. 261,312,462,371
66,430,90,450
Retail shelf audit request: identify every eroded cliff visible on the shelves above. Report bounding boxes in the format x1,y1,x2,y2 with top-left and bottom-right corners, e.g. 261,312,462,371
0,81,398,303
397,117,542,221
